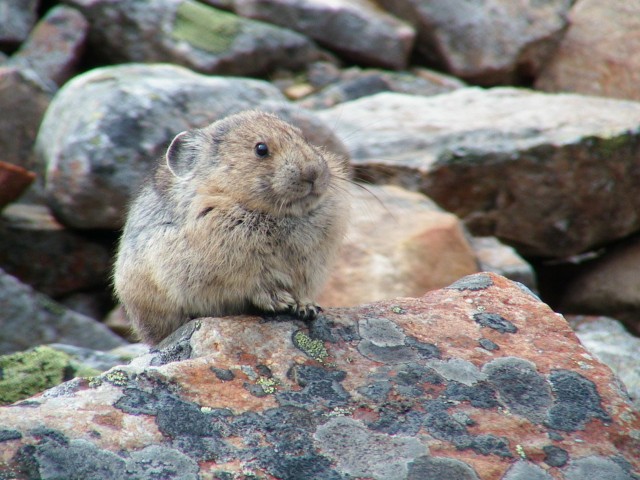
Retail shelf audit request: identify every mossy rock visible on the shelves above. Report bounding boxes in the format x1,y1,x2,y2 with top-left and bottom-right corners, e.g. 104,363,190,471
0,346,100,405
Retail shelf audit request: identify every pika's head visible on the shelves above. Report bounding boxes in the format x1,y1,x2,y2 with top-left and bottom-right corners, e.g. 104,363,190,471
164,111,343,217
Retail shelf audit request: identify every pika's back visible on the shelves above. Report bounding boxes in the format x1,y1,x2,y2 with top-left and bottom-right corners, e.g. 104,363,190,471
114,110,350,344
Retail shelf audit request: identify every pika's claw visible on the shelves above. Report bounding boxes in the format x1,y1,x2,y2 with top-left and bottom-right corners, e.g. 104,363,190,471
292,301,322,320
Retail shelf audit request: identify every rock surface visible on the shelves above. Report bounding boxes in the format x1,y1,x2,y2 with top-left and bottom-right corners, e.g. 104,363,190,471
65,0,317,76
560,238,640,334
319,88,640,257
7,5,89,88
0,204,112,297
318,184,480,307
0,0,39,47
570,315,640,410
0,268,125,355
234,0,415,70
536,0,640,101
378,0,574,85
0,162,35,210
37,63,345,229
0,273,638,479
0,66,53,172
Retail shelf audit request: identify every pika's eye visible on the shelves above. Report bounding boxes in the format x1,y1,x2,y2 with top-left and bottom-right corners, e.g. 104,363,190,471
255,142,269,158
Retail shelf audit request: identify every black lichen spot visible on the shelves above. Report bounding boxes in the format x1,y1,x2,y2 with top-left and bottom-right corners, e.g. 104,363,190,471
156,397,217,438
211,367,235,381
469,435,512,458
358,341,418,364
444,381,499,409
308,316,338,343
479,338,499,351
368,403,424,436
545,369,611,432
289,365,346,386
543,445,569,467
423,410,471,446
408,455,480,480
404,336,441,359
473,313,517,334
484,357,552,423
244,382,269,398
357,381,392,402
151,322,197,365
114,388,161,416
446,274,494,291
0,429,22,442
15,428,127,479
255,450,343,480
256,364,273,378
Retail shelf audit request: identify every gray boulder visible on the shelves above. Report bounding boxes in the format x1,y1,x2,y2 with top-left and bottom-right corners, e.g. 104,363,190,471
63,0,317,75
378,0,574,85
318,88,640,257
0,268,125,355
234,0,415,70
37,63,344,229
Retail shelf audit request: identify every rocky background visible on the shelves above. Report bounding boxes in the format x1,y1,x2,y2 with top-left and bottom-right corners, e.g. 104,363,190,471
1,0,640,479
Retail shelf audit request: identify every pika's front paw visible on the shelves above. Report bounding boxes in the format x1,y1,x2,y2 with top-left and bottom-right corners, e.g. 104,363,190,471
292,301,322,320
252,290,321,320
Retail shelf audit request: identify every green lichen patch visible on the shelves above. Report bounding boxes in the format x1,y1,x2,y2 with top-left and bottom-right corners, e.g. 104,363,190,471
103,369,130,387
172,0,240,54
292,330,329,364
0,346,75,405
256,376,280,395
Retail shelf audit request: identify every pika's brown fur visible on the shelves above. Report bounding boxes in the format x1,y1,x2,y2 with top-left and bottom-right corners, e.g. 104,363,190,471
114,111,350,344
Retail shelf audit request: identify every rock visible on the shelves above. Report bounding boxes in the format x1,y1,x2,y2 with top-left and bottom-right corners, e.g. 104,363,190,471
0,66,53,172
470,236,536,291
378,0,574,85
0,268,125,355
0,204,112,297
0,0,38,47
569,315,640,410
0,161,35,210
559,238,640,334
7,5,89,88
298,66,465,109
64,0,317,76
233,0,415,70
318,88,640,257
36,63,344,229
0,273,638,479
318,184,480,307
536,0,640,101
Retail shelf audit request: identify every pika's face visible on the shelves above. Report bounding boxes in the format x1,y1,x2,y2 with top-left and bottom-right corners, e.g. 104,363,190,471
177,112,334,217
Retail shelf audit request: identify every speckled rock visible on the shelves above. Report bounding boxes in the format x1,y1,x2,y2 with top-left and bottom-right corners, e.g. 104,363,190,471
0,268,125,355
0,162,35,210
64,0,317,76
298,66,465,110
318,184,480,307
569,315,640,410
318,88,640,257
378,0,574,85
0,204,112,297
0,66,53,173
470,236,536,291
234,0,415,70
560,238,640,334
37,63,345,229
0,0,38,47
536,0,640,101
7,5,89,88
0,273,637,479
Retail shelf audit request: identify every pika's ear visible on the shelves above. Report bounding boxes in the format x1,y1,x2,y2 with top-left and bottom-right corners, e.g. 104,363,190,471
165,130,198,178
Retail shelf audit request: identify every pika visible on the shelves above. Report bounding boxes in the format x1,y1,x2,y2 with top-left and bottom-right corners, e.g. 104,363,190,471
114,111,350,344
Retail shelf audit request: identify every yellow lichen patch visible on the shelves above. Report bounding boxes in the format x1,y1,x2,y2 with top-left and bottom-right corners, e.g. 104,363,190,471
172,0,240,54
256,376,279,395
292,330,329,364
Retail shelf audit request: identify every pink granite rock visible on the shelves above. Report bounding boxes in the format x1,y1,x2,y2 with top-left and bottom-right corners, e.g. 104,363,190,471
0,273,637,479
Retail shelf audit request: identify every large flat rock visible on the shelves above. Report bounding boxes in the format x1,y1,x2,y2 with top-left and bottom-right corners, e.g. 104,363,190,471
319,88,640,257
0,273,637,478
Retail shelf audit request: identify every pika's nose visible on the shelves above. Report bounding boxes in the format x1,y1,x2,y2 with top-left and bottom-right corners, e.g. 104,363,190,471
301,166,320,185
